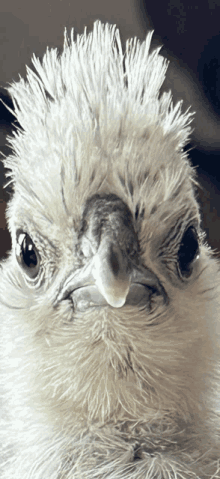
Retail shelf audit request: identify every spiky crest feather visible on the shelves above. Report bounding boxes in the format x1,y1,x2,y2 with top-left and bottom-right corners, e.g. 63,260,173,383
3,22,197,252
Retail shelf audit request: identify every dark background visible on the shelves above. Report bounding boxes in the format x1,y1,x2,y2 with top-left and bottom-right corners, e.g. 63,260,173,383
0,0,219,258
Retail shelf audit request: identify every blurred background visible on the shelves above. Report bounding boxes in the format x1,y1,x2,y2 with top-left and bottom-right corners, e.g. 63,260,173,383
0,0,219,258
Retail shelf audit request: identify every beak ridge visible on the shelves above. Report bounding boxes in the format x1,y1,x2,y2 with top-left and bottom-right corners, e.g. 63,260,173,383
92,242,131,308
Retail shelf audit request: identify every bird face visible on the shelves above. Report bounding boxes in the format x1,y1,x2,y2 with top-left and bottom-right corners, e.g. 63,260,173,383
14,188,199,316
1,22,213,430
6,144,203,423
15,192,169,312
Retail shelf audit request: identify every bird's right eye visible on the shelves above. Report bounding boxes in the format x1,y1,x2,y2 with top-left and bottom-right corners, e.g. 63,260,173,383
16,231,40,279
177,226,199,279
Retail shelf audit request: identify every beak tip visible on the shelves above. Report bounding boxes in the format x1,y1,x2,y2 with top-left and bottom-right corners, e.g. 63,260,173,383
92,246,130,308
96,282,129,308
107,296,127,308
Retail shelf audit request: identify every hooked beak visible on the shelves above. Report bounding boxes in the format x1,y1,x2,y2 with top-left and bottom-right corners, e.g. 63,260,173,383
55,233,167,312
91,241,131,308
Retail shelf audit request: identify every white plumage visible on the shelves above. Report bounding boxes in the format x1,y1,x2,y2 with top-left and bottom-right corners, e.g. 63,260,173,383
0,21,220,478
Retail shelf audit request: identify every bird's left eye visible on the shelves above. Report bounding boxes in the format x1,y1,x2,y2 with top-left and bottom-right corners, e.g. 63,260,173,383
177,226,199,278
16,231,40,279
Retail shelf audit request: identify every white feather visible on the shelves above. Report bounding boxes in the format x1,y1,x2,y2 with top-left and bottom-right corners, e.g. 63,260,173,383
0,20,220,479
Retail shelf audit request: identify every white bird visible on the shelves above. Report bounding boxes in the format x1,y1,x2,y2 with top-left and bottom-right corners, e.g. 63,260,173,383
0,21,220,479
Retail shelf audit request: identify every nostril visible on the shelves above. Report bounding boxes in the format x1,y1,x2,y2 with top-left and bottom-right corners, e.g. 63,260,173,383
109,246,120,276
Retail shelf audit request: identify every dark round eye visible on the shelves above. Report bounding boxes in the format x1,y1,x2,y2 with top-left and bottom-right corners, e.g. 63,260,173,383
177,226,199,278
16,232,40,279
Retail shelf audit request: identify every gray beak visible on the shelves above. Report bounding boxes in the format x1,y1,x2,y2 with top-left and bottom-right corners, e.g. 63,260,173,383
91,241,131,308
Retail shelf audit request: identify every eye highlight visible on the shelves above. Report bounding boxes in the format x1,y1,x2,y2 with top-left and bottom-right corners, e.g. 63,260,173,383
177,226,199,278
16,231,40,279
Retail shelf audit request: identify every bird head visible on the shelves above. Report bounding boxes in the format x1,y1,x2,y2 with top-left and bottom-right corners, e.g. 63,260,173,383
1,22,217,429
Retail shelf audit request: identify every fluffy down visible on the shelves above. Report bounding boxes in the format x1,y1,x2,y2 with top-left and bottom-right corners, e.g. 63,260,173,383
0,20,220,479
